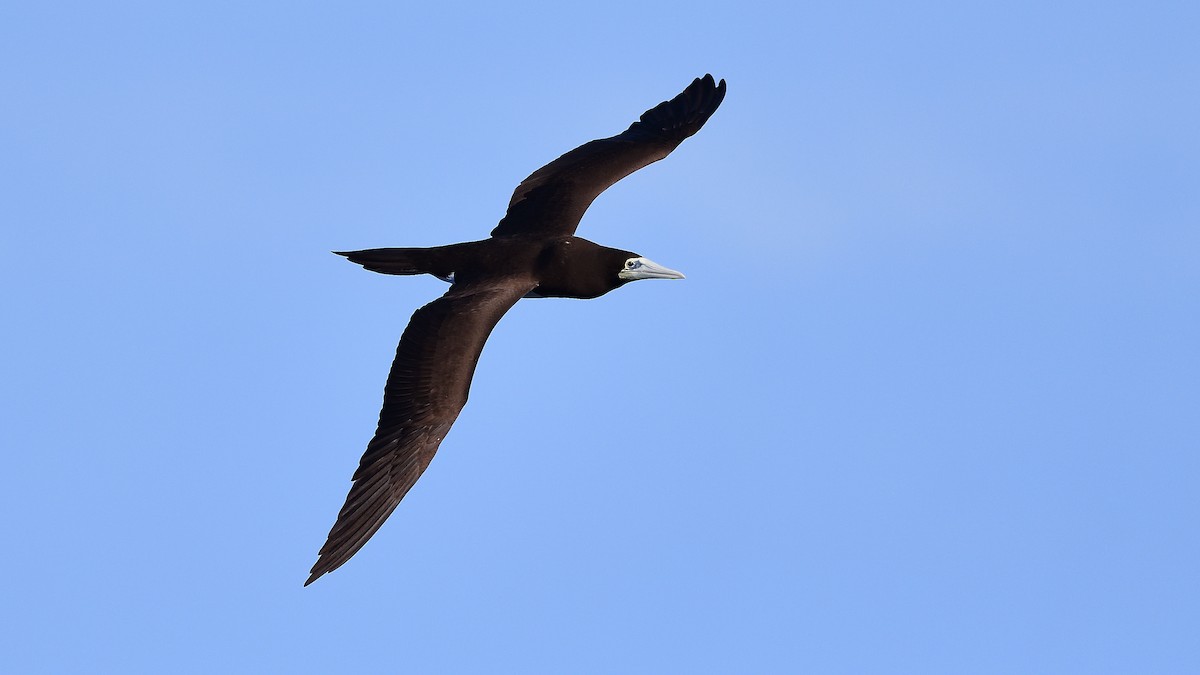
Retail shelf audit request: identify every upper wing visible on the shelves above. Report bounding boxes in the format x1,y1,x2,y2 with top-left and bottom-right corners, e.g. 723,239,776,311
490,74,726,239
306,278,535,585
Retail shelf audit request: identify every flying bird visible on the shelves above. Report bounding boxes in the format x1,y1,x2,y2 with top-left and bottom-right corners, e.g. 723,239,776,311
307,74,726,585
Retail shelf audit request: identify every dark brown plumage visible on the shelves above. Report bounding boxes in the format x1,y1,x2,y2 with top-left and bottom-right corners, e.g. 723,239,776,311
307,74,726,586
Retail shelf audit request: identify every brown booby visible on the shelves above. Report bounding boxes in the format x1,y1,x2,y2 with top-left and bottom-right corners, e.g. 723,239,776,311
307,74,726,585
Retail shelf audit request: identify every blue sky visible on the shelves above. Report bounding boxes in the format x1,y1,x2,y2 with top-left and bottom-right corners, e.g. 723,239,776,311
2,1,1197,672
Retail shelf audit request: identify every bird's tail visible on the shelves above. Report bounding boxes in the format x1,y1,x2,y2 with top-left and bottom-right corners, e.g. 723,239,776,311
334,247,451,278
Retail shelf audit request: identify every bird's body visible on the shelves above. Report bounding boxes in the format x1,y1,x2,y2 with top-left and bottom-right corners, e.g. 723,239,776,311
339,235,646,298
307,75,726,585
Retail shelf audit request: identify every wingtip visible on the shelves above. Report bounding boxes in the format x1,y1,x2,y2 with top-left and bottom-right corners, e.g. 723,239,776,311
304,563,326,586
331,250,351,257
697,73,724,90
688,74,726,111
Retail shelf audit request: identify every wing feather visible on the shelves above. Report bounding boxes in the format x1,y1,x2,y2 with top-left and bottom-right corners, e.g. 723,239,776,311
306,279,535,585
490,74,726,238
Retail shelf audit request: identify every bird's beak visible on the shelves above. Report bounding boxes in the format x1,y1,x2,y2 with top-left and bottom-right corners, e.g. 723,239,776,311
619,257,686,281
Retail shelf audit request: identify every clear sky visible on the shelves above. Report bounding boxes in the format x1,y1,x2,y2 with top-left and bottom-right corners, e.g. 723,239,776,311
2,1,1197,672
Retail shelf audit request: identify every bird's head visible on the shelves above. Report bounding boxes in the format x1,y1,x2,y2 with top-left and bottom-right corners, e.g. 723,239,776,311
536,239,685,299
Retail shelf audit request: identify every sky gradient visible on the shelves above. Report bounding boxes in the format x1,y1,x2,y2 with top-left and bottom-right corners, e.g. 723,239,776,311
3,1,1198,672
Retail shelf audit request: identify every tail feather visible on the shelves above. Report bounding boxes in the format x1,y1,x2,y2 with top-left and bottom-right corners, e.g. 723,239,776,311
335,248,434,276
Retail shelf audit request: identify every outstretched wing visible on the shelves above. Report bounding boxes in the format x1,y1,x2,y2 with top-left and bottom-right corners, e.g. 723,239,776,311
490,74,726,239
306,278,536,585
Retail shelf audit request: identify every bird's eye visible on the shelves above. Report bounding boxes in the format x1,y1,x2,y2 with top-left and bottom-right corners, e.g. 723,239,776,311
626,260,635,268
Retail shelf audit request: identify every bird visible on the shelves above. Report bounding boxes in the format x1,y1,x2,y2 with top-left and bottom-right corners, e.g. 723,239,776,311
306,74,726,586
